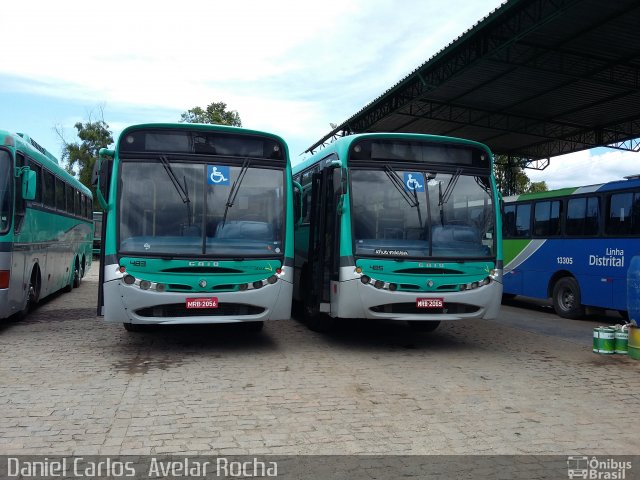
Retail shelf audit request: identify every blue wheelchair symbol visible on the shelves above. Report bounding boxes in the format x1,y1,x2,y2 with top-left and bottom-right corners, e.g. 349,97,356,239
207,165,230,185
403,172,424,192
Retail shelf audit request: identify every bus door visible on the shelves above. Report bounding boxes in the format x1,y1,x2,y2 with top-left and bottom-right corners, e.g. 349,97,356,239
93,152,113,316
306,167,340,315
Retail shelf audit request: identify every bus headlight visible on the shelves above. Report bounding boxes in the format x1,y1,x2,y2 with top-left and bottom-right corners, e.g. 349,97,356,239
374,280,384,289
239,283,248,291
361,275,371,284
252,281,263,289
123,275,136,285
267,275,278,284
155,283,166,292
139,280,151,290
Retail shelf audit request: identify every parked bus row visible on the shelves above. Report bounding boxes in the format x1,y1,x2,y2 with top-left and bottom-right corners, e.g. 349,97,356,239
10,120,630,330
90,124,503,332
0,130,93,320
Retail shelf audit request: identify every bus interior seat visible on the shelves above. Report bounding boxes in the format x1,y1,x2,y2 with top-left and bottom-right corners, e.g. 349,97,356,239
432,224,480,244
215,220,273,240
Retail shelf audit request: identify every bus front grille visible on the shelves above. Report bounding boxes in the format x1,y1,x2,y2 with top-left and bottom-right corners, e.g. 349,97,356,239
135,303,265,318
370,303,479,315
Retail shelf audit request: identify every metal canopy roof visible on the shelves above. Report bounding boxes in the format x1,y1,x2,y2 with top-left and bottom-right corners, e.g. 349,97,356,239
306,0,640,166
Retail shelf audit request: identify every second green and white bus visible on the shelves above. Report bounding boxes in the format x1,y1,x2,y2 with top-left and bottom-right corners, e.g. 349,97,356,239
293,133,502,331
94,123,294,331
1,129,93,319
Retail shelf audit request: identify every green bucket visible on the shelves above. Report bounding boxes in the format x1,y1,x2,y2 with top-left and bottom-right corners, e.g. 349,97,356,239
593,327,616,354
615,330,629,354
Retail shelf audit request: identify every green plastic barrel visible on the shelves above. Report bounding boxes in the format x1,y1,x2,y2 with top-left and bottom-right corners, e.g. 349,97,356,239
615,330,628,355
593,327,616,354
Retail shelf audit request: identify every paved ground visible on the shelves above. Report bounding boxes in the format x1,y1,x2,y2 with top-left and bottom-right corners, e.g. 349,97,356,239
1,263,638,456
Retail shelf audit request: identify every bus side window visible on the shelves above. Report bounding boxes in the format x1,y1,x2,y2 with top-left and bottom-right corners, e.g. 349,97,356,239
43,170,54,208
14,153,26,232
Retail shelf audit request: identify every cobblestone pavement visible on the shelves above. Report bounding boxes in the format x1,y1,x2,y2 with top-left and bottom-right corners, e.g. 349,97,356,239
1,263,638,456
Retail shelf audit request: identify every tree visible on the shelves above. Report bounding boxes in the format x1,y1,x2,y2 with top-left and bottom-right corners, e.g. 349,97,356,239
494,155,548,195
180,101,242,126
57,109,114,198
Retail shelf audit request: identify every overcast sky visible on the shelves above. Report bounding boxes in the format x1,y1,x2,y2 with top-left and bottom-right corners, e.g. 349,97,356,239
1,0,638,190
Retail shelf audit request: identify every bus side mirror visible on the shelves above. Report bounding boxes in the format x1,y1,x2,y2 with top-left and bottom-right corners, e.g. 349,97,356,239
293,181,303,228
15,167,36,201
93,148,114,210
22,169,36,201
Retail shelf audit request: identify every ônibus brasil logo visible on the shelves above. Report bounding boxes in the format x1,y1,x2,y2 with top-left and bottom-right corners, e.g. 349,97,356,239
567,456,632,479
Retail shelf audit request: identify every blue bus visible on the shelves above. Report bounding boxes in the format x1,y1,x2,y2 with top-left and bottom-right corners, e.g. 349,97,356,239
503,176,640,318
0,130,93,319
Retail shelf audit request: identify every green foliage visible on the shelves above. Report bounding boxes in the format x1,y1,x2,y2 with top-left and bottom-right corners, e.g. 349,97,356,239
494,156,548,195
180,102,242,127
61,119,113,201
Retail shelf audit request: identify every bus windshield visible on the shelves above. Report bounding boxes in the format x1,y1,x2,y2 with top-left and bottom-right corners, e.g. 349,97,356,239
0,150,11,234
350,168,495,259
118,159,284,257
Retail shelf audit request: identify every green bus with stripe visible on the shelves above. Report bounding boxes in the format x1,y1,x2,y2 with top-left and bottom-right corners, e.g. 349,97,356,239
0,130,93,319
293,133,502,332
94,123,294,332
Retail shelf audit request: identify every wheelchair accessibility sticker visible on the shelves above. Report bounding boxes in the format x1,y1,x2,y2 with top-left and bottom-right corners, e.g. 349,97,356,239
403,172,424,192
207,165,230,186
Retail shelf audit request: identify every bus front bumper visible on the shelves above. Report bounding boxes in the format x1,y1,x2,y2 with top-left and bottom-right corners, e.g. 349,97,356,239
103,279,292,325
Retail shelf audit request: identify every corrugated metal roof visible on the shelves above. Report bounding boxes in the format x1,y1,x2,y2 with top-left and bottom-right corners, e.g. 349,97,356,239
307,0,640,161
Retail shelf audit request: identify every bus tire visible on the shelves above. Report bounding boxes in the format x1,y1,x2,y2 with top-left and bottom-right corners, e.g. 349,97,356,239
72,258,81,288
307,313,336,333
408,320,441,332
552,277,585,319
17,267,41,319
242,321,264,332
123,323,148,332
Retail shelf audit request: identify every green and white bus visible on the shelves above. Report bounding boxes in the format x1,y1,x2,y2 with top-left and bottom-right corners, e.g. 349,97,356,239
0,130,93,319
94,123,294,331
293,133,502,331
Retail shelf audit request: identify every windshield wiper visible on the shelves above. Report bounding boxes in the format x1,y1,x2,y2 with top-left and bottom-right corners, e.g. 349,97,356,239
159,155,192,226
220,157,251,228
439,168,462,207
384,165,422,228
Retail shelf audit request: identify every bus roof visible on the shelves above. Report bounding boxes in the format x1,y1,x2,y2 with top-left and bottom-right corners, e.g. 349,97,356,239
293,132,494,174
504,176,640,203
115,123,290,158
0,128,92,196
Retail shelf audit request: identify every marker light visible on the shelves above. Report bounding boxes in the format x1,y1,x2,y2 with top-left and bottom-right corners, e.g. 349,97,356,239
276,268,282,275
355,267,362,274
123,275,136,285
0,270,9,289
118,266,126,273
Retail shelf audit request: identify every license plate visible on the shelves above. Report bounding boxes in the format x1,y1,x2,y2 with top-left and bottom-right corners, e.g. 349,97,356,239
186,297,218,309
416,298,443,309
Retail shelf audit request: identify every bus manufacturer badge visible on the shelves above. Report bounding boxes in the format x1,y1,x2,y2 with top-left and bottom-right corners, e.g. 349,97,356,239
199,280,207,288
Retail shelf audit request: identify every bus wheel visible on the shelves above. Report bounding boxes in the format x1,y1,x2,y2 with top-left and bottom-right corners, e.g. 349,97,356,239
18,268,41,319
242,321,264,332
408,320,441,332
307,314,336,333
123,323,148,332
552,277,585,319
72,258,81,288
